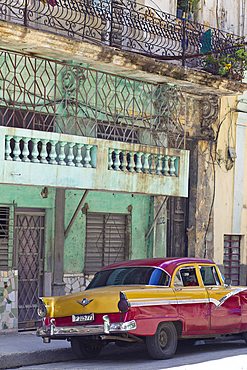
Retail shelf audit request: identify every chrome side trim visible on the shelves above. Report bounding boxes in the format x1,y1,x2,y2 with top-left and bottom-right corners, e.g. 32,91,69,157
130,298,177,307
37,316,136,338
129,287,247,309
214,288,247,310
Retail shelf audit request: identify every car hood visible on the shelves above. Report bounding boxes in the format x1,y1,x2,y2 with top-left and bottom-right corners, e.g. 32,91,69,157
41,285,174,318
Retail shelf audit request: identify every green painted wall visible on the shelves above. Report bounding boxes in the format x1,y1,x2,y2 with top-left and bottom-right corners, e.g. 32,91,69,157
64,190,153,273
0,185,153,274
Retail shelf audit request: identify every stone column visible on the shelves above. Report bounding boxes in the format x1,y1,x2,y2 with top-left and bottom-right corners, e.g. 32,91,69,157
52,188,66,296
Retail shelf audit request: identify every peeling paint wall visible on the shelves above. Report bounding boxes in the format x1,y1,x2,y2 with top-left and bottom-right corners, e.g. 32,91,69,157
145,0,175,15
195,0,244,35
0,270,18,333
186,94,239,263
186,94,217,260
214,96,237,265
64,191,153,274
195,141,215,259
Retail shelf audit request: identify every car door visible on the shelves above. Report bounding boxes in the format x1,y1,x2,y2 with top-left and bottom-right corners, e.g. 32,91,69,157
172,265,210,335
199,264,242,332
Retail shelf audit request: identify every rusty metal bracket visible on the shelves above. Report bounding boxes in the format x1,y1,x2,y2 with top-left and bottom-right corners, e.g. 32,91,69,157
64,190,89,239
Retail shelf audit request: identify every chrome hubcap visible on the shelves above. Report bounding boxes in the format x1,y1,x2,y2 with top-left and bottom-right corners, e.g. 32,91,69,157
159,329,168,348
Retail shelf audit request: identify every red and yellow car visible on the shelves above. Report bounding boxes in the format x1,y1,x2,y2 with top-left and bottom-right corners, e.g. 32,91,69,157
37,257,247,360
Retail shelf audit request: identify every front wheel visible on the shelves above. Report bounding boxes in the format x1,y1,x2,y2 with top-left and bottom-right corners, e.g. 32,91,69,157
146,322,177,360
71,338,103,359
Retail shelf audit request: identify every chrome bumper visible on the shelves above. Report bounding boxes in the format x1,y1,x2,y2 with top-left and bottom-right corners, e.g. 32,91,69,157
37,315,136,338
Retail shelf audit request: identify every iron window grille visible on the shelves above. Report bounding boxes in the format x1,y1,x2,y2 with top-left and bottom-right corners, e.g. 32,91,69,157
223,234,241,286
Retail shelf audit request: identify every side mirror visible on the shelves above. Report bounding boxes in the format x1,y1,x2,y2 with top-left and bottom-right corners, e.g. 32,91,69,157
224,278,232,287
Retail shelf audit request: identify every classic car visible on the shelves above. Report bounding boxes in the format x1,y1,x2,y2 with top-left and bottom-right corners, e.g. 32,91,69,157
36,257,247,360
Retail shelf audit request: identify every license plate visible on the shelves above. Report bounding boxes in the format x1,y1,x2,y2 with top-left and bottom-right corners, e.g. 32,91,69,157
72,313,94,323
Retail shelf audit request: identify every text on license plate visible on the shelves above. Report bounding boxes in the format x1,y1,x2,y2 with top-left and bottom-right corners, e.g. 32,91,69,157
72,313,94,323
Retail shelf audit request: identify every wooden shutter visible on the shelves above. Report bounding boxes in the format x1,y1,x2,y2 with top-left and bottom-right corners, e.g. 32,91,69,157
0,206,14,269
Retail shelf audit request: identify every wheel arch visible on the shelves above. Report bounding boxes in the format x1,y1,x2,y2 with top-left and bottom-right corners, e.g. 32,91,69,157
172,320,183,338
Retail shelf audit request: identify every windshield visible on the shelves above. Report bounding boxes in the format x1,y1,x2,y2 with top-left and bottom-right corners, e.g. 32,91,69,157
86,266,170,289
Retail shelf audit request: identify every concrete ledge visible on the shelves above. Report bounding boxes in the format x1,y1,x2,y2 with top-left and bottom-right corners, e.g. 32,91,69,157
0,21,246,96
0,348,77,369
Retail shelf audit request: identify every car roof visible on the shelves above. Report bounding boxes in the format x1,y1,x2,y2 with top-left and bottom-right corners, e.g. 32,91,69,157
100,257,215,276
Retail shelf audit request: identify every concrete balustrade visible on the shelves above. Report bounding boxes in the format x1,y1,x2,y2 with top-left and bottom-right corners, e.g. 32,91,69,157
0,127,189,197
109,149,179,177
5,135,96,168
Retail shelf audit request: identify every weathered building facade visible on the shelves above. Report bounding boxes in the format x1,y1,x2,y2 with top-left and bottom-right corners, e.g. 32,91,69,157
0,0,247,332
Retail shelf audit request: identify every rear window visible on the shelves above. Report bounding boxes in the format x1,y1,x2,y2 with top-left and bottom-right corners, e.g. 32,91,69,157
86,266,170,289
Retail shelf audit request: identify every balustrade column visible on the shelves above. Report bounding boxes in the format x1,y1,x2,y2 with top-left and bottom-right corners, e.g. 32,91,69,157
143,153,150,174
67,143,75,166
40,140,48,164
22,137,30,162
121,150,128,172
13,137,21,162
128,151,135,172
5,136,12,161
108,148,114,170
150,154,156,175
75,143,84,167
84,145,92,168
31,138,40,163
170,156,177,176
113,149,121,171
58,142,66,165
163,155,170,176
135,152,143,173
49,140,58,165
156,154,162,175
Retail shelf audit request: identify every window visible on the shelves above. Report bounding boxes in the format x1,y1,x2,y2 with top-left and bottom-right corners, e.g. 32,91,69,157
0,206,14,270
173,270,183,287
86,266,170,289
85,213,131,275
224,235,241,285
199,265,221,286
175,267,199,287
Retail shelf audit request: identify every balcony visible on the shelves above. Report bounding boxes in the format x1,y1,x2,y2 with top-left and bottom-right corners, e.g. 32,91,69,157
0,126,189,197
0,0,246,90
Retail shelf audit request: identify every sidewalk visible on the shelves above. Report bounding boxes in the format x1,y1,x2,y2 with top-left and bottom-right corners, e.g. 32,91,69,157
0,330,77,369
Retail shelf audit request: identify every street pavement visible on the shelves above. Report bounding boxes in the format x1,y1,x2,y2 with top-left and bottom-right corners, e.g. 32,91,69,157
0,330,138,369
1,331,247,370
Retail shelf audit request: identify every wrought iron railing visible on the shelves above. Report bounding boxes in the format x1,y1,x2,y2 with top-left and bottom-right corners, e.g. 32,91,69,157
0,0,244,73
0,48,186,149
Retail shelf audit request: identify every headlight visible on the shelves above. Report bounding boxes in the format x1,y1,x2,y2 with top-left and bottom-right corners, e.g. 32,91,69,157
37,298,47,317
